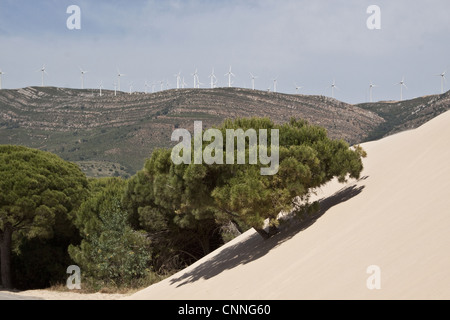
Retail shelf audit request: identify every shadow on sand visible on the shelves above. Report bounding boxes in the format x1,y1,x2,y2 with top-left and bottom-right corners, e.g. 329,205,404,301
169,182,366,288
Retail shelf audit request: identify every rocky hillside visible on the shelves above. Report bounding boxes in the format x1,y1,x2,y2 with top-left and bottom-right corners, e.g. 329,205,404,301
358,90,450,141
1,86,384,176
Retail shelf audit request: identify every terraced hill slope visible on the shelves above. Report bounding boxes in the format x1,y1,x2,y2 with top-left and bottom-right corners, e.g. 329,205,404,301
0,86,384,176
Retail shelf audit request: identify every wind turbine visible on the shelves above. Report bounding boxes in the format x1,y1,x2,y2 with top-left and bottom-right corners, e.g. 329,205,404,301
181,77,187,89
175,72,181,89
209,68,217,88
98,81,103,97
250,73,257,90
144,81,150,94
128,81,133,95
0,70,5,89
395,76,407,101
117,69,125,91
273,77,278,93
159,80,164,91
192,69,199,88
369,82,378,102
330,79,339,98
225,66,235,88
79,68,88,89
294,83,302,94
37,65,48,86
436,71,446,94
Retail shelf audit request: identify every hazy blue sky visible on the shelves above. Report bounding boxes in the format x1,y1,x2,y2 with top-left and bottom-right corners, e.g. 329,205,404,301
1,0,449,103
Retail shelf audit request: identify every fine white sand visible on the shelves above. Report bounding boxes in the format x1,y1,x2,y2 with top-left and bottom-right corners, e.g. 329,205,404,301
128,110,450,300
4,289,130,300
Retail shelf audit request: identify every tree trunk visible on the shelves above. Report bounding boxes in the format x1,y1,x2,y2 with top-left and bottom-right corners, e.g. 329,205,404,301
198,235,210,256
0,223,13,289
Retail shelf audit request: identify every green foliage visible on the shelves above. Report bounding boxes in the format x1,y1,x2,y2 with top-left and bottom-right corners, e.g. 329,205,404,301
0,145,88,289
69,178,152,288
0,145,88,235
1,115,367,289
126,116,366,262
123,151,223,272
211,117,366,235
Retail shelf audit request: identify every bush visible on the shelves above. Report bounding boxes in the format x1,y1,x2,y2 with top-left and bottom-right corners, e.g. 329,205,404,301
69,178,153,289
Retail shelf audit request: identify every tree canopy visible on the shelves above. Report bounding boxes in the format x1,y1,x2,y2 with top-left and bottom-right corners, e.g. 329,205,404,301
0,145,88,289
212,118,366,237
125,117,366,251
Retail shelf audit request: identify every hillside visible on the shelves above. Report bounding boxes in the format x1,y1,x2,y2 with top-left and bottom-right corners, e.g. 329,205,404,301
357,90,450,141
129,110,450,300
0,86,383,176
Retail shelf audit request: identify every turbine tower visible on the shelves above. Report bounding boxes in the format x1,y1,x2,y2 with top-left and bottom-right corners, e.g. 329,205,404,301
80,68,88,89
192,69,199,88
181,77,187,89
129,82,133,95
369,82,378,102
436,71,446,94
396,77,407,101
273,77,278,93
225,66,235,88
38,65,48,87
117,69,125,91
209,68,217,88
113,82,117,96
250,73,257,90
330,79,338,98
98,81,103,97
144,81,150,94
175,72,181,89
0,70,5,89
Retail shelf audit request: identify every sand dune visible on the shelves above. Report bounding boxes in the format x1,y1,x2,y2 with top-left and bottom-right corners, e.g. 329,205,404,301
129,110,450,300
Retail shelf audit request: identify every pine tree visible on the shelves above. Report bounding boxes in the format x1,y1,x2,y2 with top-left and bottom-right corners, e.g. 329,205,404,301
0,145,88,289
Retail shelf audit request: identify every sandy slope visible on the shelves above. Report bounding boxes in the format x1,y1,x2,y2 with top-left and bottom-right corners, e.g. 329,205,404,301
129,110,450,300
3,289,130,300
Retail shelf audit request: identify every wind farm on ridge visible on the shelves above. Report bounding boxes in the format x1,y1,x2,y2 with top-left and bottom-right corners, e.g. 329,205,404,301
0,64,447,103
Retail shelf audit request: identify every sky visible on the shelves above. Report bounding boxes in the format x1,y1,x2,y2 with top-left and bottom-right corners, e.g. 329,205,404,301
0,0,449,104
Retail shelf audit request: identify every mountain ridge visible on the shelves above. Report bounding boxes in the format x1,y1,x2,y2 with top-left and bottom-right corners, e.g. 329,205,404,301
1,86,448,177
